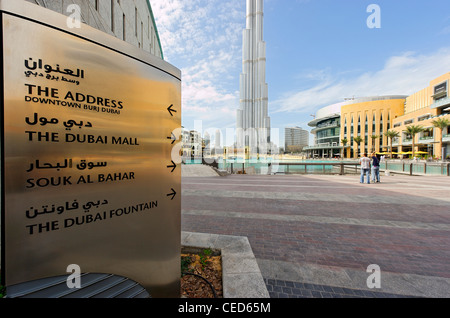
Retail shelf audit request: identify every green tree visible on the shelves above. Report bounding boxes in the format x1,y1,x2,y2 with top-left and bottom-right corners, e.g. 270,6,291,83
405,125,424,159
384,130,400,159
431,117,450,161
370,135,379,153
353,136,363,157
341,138,348,159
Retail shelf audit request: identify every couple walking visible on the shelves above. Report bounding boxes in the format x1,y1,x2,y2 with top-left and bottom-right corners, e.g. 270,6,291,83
359,152,380,184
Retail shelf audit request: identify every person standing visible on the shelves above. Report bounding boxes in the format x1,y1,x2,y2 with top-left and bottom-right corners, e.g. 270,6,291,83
371,152,380,183
359,153,371,184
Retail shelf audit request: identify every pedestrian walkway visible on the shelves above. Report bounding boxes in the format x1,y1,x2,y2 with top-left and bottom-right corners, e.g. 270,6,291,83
181,172,450,298
264,278,417,298
181,164,220,177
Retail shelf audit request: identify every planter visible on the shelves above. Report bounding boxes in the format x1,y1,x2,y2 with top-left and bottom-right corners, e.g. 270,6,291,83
181,232,269,298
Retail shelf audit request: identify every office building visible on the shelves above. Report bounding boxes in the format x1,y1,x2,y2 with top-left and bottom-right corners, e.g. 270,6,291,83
285,127,309,153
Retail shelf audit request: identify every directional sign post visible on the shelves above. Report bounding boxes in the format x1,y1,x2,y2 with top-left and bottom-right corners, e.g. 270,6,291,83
167,104,177,117
167,161,177,173
1,1,181,298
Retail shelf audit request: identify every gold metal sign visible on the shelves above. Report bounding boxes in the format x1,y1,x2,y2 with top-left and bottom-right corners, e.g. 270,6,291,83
1,1,181,297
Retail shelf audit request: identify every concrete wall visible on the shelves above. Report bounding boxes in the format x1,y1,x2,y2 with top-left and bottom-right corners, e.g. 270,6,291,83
24,0,163,59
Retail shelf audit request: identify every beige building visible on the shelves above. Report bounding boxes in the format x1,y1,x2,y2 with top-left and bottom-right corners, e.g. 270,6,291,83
340,96,407,158
391,73,450,158
25,0,163,59
305,73,450,160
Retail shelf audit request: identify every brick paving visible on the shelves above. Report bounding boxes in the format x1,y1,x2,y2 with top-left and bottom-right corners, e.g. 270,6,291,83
264,278,418,298
181,172,450,298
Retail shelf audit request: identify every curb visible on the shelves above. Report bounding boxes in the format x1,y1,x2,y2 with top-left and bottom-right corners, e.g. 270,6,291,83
181,232,270,298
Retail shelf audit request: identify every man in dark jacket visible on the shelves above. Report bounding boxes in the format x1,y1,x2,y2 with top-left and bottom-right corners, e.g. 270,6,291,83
371,152,380,183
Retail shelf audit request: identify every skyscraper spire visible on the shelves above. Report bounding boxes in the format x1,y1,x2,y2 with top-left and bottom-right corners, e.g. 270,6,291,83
236,0,270,154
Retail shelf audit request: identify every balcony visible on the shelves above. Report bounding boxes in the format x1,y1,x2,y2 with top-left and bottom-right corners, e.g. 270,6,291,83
419,136,434,144
310,122,340,133
304,143,342,151
443,134,450,142
430,96,450,110
392,138,400,146
402,138,412,145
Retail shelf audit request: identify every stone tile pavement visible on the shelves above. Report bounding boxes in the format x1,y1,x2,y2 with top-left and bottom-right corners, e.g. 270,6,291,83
181,171,450,298
264,278,417,298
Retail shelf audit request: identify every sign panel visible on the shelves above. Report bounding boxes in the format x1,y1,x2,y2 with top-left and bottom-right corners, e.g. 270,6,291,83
1,2,181,297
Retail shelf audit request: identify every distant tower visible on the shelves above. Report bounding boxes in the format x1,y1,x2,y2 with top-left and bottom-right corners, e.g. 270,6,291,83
236,0,270,154
215,129,222,149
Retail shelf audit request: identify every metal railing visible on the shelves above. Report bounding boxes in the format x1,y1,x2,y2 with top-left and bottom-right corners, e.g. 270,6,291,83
219,162,359,175
201,159,450,176
382,161,450,176
274,162,359,175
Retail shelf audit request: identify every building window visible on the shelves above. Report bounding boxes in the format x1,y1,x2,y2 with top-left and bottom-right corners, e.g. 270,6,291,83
111,0,114,32
123,14,126,40
379,114,384,146
372,114,376,133
418,114,431,121
422,128,434,139
135,7,138,37
357,116,361,134
433,81,448,101
365,115,368,133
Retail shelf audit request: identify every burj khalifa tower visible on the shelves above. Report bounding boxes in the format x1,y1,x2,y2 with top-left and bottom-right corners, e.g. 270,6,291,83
236,0,270,154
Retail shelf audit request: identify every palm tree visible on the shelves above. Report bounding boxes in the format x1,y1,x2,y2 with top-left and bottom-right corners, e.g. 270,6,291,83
431,117,450,161
353,136,363,158
384,130,400,159
405,125,424,159
341,138,348,159
370,135,379,153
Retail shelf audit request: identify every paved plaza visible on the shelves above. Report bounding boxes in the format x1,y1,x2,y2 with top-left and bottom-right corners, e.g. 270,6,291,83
181,166,450,298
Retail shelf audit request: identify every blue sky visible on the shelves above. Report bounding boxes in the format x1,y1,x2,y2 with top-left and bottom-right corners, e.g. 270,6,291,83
149,0,450,147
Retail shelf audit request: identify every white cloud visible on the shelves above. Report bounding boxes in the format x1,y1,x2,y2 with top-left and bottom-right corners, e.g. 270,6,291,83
440,25,450,35
149,0,245,130
149,1,450,138
271,48,450,115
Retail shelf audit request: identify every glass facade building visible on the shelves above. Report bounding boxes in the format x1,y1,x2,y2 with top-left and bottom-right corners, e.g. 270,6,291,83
304,102,345,158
